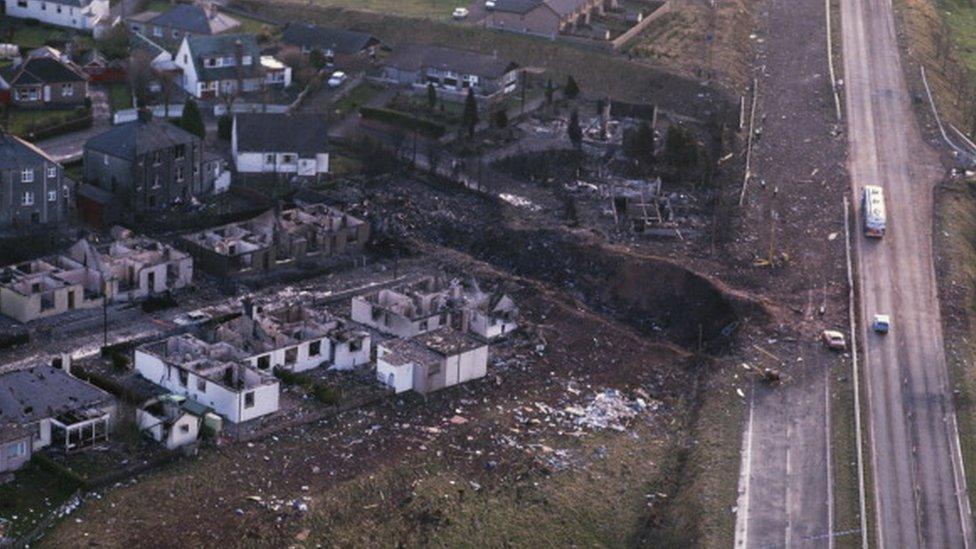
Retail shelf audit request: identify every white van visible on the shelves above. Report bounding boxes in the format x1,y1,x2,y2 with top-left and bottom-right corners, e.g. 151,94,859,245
862,185,886,238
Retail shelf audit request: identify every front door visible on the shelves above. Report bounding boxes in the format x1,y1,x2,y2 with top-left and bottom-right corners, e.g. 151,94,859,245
147,271,156,293
67,291,75,310
43,85,51,102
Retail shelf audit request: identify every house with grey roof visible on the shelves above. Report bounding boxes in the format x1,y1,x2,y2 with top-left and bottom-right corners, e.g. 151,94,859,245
0,132,71,230
0,48,89,107
0,363,116,471
376,44,519,104
126,2,241,48
280,23,385,68
83,109,206,213
174,34,291,99
375,328,489,395
485,0,615,38
2,0,110,31
232,113,329,176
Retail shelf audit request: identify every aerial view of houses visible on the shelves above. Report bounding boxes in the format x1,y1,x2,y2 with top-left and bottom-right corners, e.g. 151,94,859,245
1,0,971,547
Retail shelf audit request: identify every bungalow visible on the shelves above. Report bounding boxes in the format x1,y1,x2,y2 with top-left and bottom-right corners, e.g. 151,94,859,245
232,113,329,176
3,0,110,31
0,363,116,472
280,23,384,67
175,34,291,99
375,329,489,395
0,231,192,323
212,300,370,373
352,277,519,340
126,2,240,47
135,334,280,424
377,44,519,104
486,0,615,39
0,48,89,107
180,204,368,276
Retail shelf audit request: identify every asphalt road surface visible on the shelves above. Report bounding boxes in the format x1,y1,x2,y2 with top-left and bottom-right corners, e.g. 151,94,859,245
840,0,974,546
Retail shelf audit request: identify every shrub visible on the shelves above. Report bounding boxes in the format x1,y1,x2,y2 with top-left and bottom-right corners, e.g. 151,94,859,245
312,384,340,405
110,352,129,372
217,114,232,140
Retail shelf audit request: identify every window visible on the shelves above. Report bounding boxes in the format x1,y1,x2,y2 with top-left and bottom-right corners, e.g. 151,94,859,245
205,57,217,68
61,83,73,97
265,154,275,165
174,144,185,160
197,379,206,392
309,341,321,357
176,165,184,182
152,151,161,165
257,355,270,369
179,424,190,433
419,320,429,332
172,30,180,39
282,154,296,164
178,370,188,387
56,5,61,13
40,2,46,10
244,391,255,409
152,174,161,189
47,165,56,178
284,347,298,364
47,190,57,202
5,441,26,458
104,153,109,166
21,191,34,206
16,0,26,7
21,169,33,183
153,26,163,37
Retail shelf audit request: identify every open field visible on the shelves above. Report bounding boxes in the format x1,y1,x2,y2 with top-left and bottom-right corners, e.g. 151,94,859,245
0,463,79,540
306,0,469,19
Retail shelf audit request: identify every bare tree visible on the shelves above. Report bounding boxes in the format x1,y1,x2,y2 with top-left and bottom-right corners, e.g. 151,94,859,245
127,50,155,107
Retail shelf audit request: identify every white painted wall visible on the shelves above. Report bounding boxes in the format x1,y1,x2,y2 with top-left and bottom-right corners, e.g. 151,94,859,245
4,0,108,30
375,350,414,394
134,350,279,424
331,335,370,370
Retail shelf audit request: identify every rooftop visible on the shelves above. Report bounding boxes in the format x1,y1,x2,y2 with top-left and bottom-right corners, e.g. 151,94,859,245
234,113,328,156
384,44,518,79
0,365,113,427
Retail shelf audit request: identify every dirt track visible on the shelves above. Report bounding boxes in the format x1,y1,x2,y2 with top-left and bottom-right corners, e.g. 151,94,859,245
841,0,974,546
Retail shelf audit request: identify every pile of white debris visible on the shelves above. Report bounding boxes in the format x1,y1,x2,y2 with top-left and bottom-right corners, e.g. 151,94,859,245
567,389,657,432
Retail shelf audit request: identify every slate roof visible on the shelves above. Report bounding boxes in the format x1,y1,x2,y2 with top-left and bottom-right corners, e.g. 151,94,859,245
146,4,240,36
0,365,113,427
0,132,57,170
281,24,381,55
492,0,545,14
384,44,518,79
234,113,328,155
493,0,588,16
85,116,199,162
186,34,264,82
1,56,88,87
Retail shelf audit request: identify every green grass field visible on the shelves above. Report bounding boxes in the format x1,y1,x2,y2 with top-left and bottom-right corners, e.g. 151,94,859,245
941,0,976,75
0,463,80,540
305,0,469,19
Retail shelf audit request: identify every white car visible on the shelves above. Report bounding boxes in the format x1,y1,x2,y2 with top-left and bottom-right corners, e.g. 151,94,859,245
485,0,496,8
872,314,891,334
453,7,469,19
327,71,348,88
173,310,211,326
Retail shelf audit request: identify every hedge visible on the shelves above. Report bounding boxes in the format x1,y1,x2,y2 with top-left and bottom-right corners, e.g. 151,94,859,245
359,106,446,139
25,113,93,142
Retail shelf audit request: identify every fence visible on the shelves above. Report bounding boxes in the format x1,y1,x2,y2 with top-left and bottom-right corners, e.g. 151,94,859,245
113,104,183,124
610,1,672,50
213,102,289,116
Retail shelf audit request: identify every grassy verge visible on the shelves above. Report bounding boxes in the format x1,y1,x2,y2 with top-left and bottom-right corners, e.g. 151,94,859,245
0,462,81,540
831,362,869,548
304,0,468,19
332,82,384,117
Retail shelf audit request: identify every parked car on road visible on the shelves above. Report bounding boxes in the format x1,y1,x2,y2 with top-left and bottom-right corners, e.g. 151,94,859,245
327,71,348,88
453,7,469,19
485,0,496,8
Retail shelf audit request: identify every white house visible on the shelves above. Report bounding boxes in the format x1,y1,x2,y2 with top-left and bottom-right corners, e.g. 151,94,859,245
175,34,289,99
232,113,329,176
4,0,109,31
215,301,369,374
462,292,518,340
136,395,201,450
351,280,456,339
134,334,280,424
375,329,489,395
